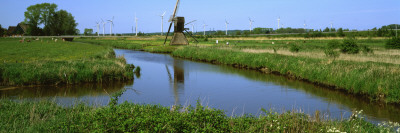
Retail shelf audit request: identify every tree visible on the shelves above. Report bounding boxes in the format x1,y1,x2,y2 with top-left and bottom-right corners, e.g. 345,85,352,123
337,28,345,37
323,27,330,32
84,28,93,36
47,10,78,35
235,31,241,36
0,24,3,37
24,4,43,35
41,3,58,35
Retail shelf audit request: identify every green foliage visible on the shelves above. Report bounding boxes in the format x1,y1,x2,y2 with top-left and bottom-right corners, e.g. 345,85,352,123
0,99,395,132
327,40,340,49
84,28,93,36
289,44,300,53
324,48,340,59
24,3,77,36
340,37,359,54
385,37,400,49
134,66,141,74
337,28,345,37
360,44,373,54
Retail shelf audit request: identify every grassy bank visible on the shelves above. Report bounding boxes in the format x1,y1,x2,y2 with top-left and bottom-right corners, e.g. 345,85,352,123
1,96,397,132
0,38,134,85
172,47,400,103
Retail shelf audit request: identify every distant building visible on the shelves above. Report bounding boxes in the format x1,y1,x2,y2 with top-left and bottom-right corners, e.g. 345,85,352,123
7,23,29,37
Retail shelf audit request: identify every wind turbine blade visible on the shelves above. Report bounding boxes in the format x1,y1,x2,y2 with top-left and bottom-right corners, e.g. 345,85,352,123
162,11,166,16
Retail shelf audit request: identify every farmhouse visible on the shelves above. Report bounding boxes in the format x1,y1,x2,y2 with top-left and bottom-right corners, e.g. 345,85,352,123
7,23,29,37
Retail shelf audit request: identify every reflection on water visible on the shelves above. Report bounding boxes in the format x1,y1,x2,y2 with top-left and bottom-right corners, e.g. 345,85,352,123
1,81,133,106
1,49,400,123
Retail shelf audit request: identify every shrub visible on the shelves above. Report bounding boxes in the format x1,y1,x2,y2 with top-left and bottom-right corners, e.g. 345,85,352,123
289,44,300,53
324,48,340,59
385,37,400,49
360,44,373,54
327,40,340,49
340,37,359,54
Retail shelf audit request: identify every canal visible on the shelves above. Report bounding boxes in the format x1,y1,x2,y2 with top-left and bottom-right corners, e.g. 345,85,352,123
1,49,399,123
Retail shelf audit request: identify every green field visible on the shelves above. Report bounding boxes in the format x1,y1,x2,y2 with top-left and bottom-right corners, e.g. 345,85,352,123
0,38,134,85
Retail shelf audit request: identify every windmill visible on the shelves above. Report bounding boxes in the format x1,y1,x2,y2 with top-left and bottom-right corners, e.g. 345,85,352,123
101,19,106,36
277,17,281,29
160,11,166,36
203,23,208,36
163,0,189,45
95,22,100,36
225,19,229,35
107,16,114,36
249,17,254,32
135,13,138,36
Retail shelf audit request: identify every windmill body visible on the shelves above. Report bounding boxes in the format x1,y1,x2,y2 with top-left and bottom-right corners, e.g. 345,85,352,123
164,0,189,45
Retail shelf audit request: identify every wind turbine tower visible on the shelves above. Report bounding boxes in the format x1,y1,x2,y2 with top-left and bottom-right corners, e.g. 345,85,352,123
330,21,333,32
96,22,100,36
160,11,166,36
304,20,307,32
277,17,281,29
249,17,254,32
107,16,114,36
101,19,106,36
135,13,138,36
225,20,229,35
203,23,208,36
191,23,195,34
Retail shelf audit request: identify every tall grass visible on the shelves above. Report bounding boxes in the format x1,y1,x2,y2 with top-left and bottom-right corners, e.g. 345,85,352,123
0,38,134,85
1,98,396,132
172,47,400,103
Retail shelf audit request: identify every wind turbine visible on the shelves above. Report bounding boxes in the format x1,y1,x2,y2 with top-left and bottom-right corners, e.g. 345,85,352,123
107,16,114,36
160,11,166,36
304,20,307,32
203,23,208,36
330,21,333,32
101,19,106,36
95,22,100,36
191,23,195,34
277,17,281,29
249,17,254,32
135,13,138,36
225,19,229,35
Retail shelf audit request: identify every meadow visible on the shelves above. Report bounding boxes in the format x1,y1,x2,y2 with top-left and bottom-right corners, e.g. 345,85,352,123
0,38,134,86
1,90,398,132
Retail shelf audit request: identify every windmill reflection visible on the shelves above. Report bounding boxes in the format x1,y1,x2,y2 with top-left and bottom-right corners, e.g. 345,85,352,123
165,60,185,105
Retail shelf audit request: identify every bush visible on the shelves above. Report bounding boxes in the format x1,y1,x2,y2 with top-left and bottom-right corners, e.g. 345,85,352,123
327,40,340,49
289,44,300,53
385,37,400,49
360,44,373,54
340,37,359,54
324,48,340,59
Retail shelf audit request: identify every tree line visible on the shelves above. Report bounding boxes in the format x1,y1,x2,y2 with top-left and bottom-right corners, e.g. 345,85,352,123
24,3,78,36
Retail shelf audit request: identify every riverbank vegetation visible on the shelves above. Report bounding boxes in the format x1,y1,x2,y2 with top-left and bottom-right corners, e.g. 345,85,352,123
1,92,398,132
76,36,400,104
0,38,134,86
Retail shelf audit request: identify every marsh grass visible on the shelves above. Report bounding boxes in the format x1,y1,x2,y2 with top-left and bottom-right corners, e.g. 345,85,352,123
0,38,134,85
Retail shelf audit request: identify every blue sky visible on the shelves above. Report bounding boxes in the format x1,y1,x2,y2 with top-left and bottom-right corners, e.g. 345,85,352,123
1,0,399,33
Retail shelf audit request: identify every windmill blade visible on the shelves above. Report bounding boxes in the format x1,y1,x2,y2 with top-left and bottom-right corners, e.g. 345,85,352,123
164,0,181,45
185,20,197,26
